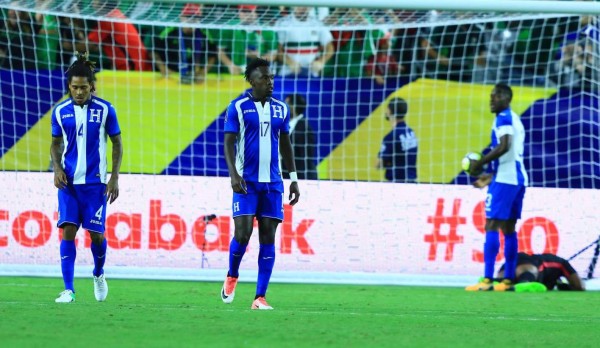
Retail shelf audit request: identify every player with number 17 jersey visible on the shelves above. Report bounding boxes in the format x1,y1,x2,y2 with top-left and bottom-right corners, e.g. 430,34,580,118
224,91,290,195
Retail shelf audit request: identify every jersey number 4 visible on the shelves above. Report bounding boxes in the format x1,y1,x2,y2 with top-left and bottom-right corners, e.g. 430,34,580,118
78,124,84,136
95,205,103,220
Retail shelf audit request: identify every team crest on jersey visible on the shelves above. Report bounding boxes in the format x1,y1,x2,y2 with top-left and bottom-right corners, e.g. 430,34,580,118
89,109,102,123
272,105,283,119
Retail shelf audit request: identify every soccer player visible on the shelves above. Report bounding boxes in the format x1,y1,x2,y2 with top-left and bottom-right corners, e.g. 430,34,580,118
376,97,418,183
50,52,123,303
222,58,300,310
465,83,528,291
497,252,585,291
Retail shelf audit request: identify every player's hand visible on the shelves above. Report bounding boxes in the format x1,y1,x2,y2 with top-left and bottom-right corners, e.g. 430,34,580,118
473,174,492,188
470,159,483,175
231,175,247,194
54,169,68,189
105,176,119,204
288,182,300,206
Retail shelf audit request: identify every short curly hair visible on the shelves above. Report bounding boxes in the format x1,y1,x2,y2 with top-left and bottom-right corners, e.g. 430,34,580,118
244,58,270,82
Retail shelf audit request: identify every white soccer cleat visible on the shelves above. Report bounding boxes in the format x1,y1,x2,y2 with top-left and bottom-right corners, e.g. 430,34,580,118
93,274,109,302
55,289,75,303
251,297,274,310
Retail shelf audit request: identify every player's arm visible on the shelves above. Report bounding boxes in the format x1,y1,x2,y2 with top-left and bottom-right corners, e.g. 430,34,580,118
106,134,122,204
472,134,511,174
473,174,493,188
280,132,300,206
50,136,67,189
224,132,246,194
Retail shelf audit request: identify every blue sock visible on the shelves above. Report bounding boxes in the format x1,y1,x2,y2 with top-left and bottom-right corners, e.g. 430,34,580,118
484,231,500,279
504,233,518,280
60,240,76,292
91,238,107,277
228,238,247,278
256,244,275,297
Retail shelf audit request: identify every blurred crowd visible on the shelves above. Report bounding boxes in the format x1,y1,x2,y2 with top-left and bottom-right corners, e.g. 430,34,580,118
1,1,598,88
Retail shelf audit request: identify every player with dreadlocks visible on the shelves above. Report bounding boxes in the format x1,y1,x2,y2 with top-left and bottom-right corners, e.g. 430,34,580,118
51,52,123,303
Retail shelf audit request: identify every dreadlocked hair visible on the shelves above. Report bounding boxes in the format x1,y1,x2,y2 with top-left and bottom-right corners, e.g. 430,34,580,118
244,58,270,82
67,52,97,84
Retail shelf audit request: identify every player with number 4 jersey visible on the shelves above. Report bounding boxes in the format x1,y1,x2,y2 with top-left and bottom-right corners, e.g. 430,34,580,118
50,52,123,303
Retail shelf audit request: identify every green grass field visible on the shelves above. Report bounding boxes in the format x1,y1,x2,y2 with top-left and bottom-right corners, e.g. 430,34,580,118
0,276,598,348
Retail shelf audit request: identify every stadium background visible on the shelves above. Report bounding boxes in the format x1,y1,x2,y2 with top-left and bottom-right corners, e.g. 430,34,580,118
1,70,598,186
0,0,599,286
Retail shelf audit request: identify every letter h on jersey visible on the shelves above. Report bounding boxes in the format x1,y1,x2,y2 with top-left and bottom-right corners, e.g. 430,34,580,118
89,109,102,123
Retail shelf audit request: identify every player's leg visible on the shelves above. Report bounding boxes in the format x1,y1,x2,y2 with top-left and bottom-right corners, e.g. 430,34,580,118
56,224,79,303
501,220,518,281
253,217,278,309
56,186,80,303
495,185,525,290
89,231,108,301
81,184,109,301
222,189,257,303
484,219,503,279
251,189,283,310
467,182,501,291
221,215,253,303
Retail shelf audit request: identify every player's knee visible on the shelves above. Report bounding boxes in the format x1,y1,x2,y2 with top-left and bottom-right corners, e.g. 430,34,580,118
258,232,276,245
484,219,501,232
61,224,78,240
234,230,252,245
89,231,105,245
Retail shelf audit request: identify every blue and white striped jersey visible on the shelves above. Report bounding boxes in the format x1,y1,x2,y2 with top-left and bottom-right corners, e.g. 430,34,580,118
51,96,121,185
490,108,528,186
224,91,290,183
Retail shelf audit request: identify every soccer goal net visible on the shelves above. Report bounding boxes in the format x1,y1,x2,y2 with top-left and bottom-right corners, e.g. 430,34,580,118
1,0,599,283
1,1,598,186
